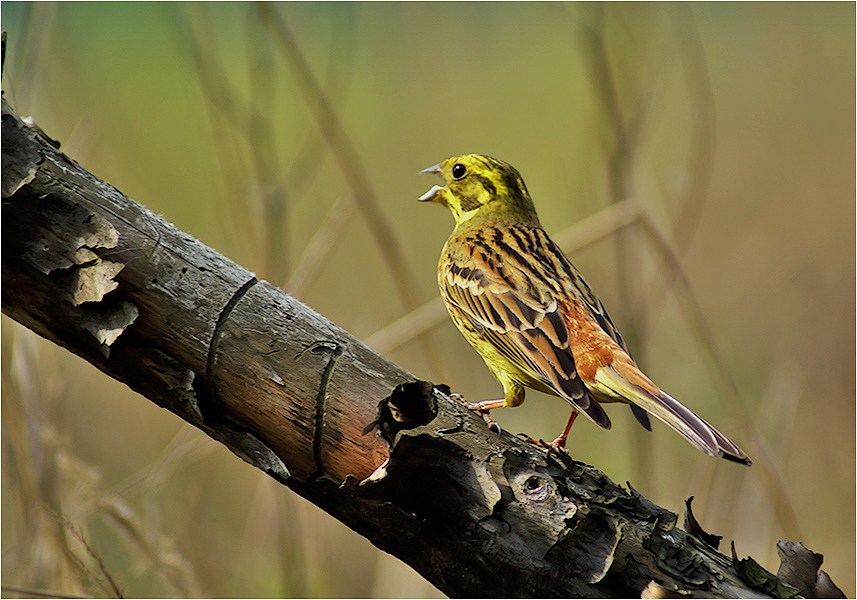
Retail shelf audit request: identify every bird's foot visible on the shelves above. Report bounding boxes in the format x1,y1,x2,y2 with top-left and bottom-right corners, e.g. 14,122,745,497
544,432,569,454
476,409,502,435
450,394,502,435
449,392,468,405
517,434,569,455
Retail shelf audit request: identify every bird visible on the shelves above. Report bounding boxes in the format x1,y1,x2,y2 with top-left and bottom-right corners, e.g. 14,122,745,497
418,153,751,466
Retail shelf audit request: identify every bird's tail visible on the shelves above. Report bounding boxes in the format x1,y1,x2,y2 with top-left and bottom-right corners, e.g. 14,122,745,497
594,365,751,466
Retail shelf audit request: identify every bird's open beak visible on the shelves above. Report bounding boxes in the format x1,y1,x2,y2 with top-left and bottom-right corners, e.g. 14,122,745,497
418,185,444,202
419,163,441,175
418,163,444,202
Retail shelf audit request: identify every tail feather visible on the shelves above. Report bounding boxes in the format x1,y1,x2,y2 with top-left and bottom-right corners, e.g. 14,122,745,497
655,391,751,466
629,403,652,431
594,366,751,466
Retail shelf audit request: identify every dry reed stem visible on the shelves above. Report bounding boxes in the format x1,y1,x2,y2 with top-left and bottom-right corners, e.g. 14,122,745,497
243,7,290,283
257,3,451,382
182,4,262,262
3,330,88,596
0,584,88,599
3,324,203,598
668,4,717,252
97,497,202,597
634,210,804,541
576,4,656,489
284,5,356,198
50,512,125,598
285,195,356,298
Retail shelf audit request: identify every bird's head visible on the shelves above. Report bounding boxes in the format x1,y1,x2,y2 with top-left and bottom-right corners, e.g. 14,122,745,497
418,154,540,228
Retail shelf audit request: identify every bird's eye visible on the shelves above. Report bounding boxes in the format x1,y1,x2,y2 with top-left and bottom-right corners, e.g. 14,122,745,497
452,163,467,179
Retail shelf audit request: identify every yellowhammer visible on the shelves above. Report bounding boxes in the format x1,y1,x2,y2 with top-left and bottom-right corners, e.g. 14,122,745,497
419,154,751,466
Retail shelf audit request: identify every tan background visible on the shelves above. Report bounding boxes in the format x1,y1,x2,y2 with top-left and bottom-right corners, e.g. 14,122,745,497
2,3,854,597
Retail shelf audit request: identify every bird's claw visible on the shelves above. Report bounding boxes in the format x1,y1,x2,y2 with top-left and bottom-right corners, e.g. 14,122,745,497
449,393,468,406
466,404,501,435
542,441,576,469
450,393,502,435
516,434,569,456
540,438,569,456
480,410,502,435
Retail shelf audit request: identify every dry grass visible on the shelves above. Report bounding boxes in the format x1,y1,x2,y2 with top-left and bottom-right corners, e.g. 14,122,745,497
2,3,853,597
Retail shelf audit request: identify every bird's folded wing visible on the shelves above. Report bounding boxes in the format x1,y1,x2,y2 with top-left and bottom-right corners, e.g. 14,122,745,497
547,238,632,355
441,250,610,428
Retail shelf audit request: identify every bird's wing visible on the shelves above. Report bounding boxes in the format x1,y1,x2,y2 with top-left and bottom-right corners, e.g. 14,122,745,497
545,237,630,353
441,225,610,429
546,232,653,430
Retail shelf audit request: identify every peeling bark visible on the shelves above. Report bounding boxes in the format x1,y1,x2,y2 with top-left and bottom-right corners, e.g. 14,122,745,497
1,97,844,598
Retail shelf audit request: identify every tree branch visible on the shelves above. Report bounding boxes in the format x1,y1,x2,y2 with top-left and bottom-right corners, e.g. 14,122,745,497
1,97,841,598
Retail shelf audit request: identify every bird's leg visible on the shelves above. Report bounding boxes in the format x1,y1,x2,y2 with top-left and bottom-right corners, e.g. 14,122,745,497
467,400,504,435
463,398,508,412
449,394,504,434
546,411,579,452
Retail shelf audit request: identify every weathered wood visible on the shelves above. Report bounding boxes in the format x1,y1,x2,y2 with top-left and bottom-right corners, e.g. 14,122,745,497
2,97,842,598
0,96,399,484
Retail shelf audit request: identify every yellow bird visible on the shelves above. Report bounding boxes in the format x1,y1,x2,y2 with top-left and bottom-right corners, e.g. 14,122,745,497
419,154,751,465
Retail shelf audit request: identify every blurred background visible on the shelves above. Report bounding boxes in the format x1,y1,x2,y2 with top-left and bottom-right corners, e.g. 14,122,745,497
1,2,853,597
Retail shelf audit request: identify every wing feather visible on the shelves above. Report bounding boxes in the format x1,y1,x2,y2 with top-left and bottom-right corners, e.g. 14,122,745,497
441,226,611,428
540,229,652,429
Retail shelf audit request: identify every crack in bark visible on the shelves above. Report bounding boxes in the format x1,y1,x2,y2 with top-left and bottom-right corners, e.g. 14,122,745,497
205,275,258,378
302,341,343,480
